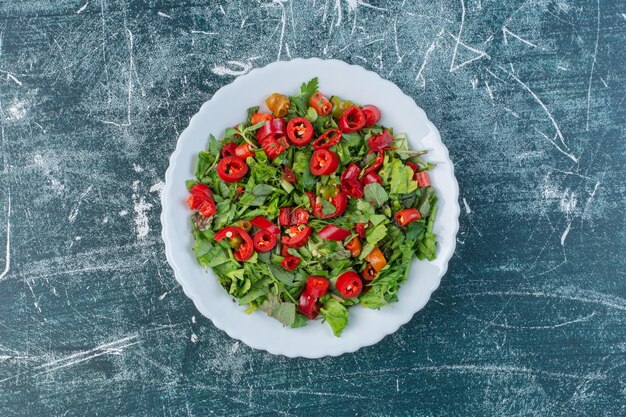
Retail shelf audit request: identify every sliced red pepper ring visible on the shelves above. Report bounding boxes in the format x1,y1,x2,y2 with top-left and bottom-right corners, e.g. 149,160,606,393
355,222,367,238
234,143,255,160
256,118,286,142
309,92,332,116
362,172,382,185
217,156,249,183
312,129,342,149
416,171,431,187
338,106,366,133
341,178,364,199
281,255,301,271
362,105,381,127
298,292,320,319
345,237,362,257
365,247,387,271
361,263,378,281
283,166,297,183
221,142,238,158
306,276,330,298
250,216,280,235
368,130,394,154
214,226,254,262
310,149,339,176
335,271,363,298
282,225,313,248
394,208,422,226
318,224,351,241
286,117,314,146
252,230,277,253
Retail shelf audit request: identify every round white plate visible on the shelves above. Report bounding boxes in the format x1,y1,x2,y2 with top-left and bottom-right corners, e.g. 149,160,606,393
161,58,459,358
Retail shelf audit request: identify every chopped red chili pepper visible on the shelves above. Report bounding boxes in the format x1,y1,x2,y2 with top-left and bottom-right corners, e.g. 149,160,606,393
318,224,351,241
298,292,320,319
309,92,332,116
278,207,310,226
341,178,364,198
252,229,277,253
281,225,312,248
256,118,286,142
278,208,291,227
362,172,382,185
291,208,310,225
259,135,290,160
312,129,342,149
221,142,238,158
310,149,339,176
335,271,363,298
338,106,366,133
286,117,314,146
361,263,377,281
340,162,361,183
250,216,280,235
308,191,348,219
283,166,297,183
345,237,362,257
363,151,384,175
362,105,381,126
251,112,273,125
368,130,394,154
355,222,367,238
415,171,431,187
217,156,249,183
187,184,216,218
365,247,387,271
306,276,330,298
394,208,422,226
214,226,254,262
281,255,301,271
406,162,419,175
234,143,255,160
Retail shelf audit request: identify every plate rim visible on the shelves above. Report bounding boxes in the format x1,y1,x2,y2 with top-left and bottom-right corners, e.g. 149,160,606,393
161,58,460,357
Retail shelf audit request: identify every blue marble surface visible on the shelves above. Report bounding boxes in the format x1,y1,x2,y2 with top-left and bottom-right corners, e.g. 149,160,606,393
0,0,624,415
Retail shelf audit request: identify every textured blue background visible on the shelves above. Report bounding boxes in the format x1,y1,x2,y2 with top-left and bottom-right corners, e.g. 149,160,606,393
0,0,624,415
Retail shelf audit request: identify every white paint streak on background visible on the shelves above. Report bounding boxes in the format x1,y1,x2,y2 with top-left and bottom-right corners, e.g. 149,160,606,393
68,186,93,223
586,0,600,131
212,61,252,76
132,181,152,239
0,190,11,282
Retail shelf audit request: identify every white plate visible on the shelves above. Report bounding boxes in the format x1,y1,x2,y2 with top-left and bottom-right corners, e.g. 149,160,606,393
161,58,459,358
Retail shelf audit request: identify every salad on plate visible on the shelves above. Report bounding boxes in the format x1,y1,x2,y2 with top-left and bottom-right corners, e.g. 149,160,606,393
186,78,437,336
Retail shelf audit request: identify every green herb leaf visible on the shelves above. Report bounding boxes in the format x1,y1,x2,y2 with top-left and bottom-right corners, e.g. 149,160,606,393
252,184,275,196
363,183,389,207
306,106,318,122
321,198,337,216
258,293,296,326
320,298,349,337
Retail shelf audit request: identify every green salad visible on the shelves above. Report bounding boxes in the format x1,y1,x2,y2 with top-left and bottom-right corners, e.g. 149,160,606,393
186,78,437,336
